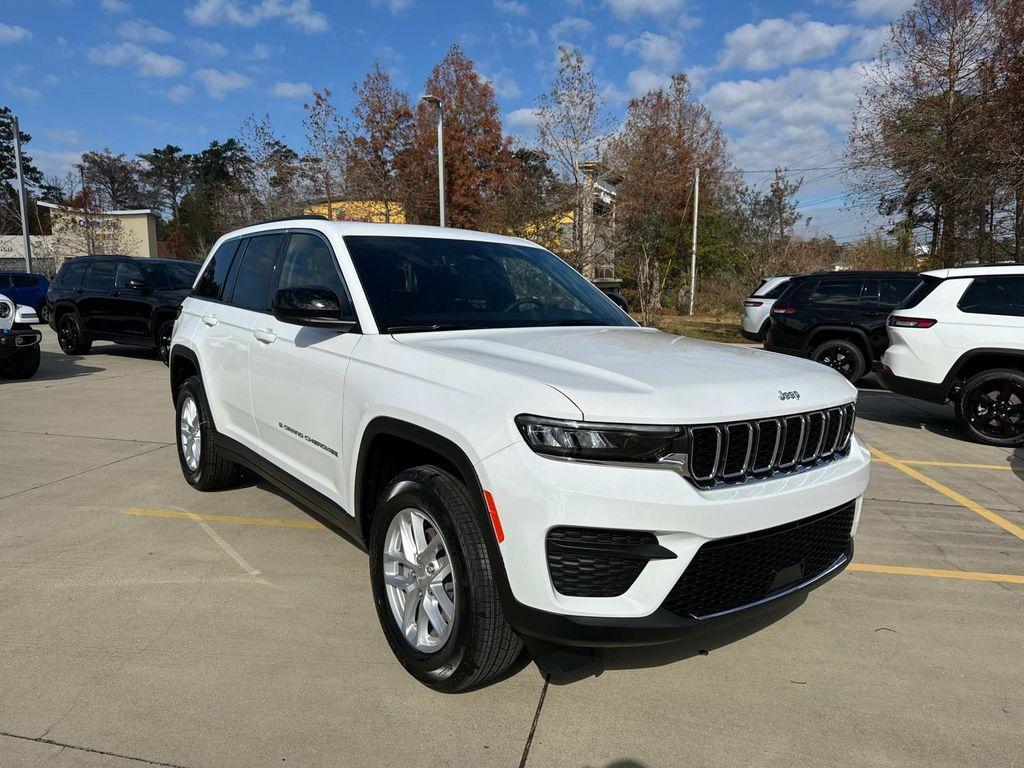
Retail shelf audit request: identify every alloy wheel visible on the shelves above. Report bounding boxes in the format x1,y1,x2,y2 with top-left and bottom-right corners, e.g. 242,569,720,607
967,379,1024,441
58,317,78,353
179,396,202,471
818,345,854,378
382,507,456,653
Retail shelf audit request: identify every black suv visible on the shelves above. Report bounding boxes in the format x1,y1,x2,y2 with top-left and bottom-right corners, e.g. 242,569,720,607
47,256,200,364
764,271,921,382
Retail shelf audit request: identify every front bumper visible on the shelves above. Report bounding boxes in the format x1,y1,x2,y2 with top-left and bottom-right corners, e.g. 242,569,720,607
0,328,42,359
476,437,871,646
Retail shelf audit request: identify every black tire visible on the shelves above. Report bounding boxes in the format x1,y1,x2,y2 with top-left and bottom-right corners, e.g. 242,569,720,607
811,339,865,383
757,319,771,342
174,375,241,491
0,345,40,379
369,466,522,692
57,312,91,355
38,303,49,325
955,369,1024,447
156,320,173,366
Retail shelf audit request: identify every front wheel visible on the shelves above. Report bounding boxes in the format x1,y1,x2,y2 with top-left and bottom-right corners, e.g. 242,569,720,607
175,375,241,490
157,320,173,366
369,467,522,692
955,369,1024,447
811,339,865,383
0,346,40,379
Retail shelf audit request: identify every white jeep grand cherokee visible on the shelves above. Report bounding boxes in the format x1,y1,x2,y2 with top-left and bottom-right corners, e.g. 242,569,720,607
170,218,870,691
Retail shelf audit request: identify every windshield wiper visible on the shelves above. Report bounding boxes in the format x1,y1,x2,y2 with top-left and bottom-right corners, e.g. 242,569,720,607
388,323,474,333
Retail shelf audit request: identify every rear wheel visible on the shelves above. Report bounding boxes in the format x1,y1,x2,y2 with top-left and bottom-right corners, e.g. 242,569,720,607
57,313,91,355
811,339,865,383
0,345,40,379
955,369,1024,447
369,466,522,692
157,320,173,366
175,375,241,490
38,303,50,324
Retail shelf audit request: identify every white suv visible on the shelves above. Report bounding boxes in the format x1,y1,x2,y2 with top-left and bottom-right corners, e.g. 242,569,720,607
877,264,1024,446
740,275,791,342
169,219,870,691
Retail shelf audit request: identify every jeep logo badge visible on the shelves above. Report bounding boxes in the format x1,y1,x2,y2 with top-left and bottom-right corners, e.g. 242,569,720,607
778,390,800,401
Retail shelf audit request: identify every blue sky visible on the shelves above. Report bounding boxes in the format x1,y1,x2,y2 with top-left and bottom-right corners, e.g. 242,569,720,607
2,0,915,240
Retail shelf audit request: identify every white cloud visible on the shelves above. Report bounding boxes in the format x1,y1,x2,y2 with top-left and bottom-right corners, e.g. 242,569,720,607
185,38,229,57
719,18,851,71
609,31,681,69
117,18,175,43
506,107,540,131
268,80,311,98
494,0,527,15
503,23,539,47
100,0,132,12
482,72,521,99
167,84,193,103
848,25,888,60
370,0,413,14
194,68,252,98
626,67,671,96
31,149,85,177
0,23,32,44
850,0,913,20
88,42,185,77
185,0,329,33
605,0,683,20
248,42,273,59
42,128,81,144
548,16,592,40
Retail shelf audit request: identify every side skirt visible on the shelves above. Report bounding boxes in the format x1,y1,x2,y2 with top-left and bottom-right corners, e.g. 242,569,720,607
213,432,366,550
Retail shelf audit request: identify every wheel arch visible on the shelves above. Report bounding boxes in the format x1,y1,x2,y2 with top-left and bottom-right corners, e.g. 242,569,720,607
946,348,1024,396
169,344,203,403
807,326,873,361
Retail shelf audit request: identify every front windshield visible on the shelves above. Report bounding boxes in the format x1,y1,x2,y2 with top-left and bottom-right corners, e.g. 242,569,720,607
344,235,635,333
140,261,200,290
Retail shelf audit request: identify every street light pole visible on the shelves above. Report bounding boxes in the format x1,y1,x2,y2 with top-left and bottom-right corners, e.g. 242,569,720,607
421,95,445,228
5,114,33,273
688,165,700,316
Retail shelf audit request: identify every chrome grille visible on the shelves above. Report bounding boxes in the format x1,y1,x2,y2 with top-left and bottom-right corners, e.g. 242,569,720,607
684,404,856,489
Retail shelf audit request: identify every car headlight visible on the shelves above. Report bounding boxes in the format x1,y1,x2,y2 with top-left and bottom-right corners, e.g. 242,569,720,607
0,301,11,319
515,415,685,462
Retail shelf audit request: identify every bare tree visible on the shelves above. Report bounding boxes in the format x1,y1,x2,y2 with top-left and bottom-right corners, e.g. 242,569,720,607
303,88,345,220
535,47,610,274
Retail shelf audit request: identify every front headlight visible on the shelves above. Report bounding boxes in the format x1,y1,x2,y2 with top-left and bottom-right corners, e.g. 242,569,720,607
0,301,11,319
515,414,685,462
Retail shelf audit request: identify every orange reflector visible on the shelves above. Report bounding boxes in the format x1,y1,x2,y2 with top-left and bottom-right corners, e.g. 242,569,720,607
483,490,505,543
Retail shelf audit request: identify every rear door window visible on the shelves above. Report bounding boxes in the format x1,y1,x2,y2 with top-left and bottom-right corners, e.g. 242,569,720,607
809,280,864,306
957,276,1024,317
113,261,146,289
226,234,284,312
83,260,117,292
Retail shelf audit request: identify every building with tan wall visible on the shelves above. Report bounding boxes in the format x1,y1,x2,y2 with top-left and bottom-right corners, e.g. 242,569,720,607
24,202,160,273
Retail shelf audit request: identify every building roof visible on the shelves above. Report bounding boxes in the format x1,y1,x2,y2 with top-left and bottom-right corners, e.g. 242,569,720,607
38,201,156,216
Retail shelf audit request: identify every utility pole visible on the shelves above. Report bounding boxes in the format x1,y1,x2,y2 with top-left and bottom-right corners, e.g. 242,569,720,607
688,165,699,316
421,95,445,227
78,164,95,256
8,114,33,272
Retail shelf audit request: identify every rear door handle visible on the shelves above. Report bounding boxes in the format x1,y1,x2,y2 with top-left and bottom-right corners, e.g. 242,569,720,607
201,314,219,327
253,328,277,344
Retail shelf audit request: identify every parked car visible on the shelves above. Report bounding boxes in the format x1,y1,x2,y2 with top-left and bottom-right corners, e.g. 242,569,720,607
0,293,42,379
1,272,49,323
876,264,1024,446
169,219,869,691
47,256,201,364
741,276,791,341
765,271,921,382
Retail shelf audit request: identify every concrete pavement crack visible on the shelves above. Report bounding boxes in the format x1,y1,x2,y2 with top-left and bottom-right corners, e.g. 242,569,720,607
0,427,171,446
518,674,550,768
0,731,191,768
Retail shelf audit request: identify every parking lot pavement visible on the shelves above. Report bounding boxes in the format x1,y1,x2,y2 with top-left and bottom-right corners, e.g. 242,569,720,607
2,328,1022,768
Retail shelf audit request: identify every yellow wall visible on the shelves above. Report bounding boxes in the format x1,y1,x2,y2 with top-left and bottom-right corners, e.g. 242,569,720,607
306,200,406,224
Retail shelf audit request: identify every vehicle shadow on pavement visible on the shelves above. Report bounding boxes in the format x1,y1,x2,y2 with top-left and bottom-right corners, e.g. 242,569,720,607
17,350,106,383
854,390,961,441
535,597,803,686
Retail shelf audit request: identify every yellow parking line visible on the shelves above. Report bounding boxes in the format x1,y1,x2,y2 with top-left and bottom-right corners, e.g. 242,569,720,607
872,458,1016,471
850,563,1024,585
121,507,325,529
867,445,1024,542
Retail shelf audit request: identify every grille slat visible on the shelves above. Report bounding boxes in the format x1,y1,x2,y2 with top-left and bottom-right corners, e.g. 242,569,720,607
661,501,855,619
685,405,856,489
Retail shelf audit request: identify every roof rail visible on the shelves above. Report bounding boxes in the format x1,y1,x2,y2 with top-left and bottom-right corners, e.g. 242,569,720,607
950,260,1023,268
255,214,329,225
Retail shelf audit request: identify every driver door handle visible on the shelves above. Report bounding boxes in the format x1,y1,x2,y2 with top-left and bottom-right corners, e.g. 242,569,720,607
254,328,277,344
201,314,219,327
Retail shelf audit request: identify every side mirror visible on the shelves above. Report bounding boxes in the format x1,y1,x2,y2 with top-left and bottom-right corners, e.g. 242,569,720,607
124,278,149,292
272,286,357,331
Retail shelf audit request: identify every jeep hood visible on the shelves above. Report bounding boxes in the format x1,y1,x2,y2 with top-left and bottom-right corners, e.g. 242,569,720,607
396,326,856,423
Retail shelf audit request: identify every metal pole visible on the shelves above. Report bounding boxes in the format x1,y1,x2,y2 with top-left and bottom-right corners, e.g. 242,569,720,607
10,115,33,272
436,106,445,228
688,165,699,316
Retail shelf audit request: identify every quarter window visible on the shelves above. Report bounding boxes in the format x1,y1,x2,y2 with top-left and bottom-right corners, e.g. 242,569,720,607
83,260,117,291
228,234,283,312
879,278,920,307
958,276,1024,317
194,239,240,300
